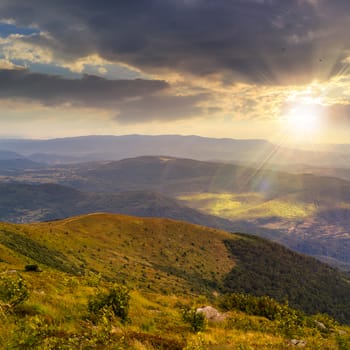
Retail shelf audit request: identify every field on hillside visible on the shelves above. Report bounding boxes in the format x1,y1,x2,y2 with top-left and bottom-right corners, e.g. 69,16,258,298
177,192,316,220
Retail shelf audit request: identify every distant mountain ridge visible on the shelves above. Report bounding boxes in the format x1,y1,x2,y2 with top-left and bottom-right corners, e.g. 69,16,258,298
0,149,44,172
0,134,349,167
0,159,43,172
0,150,25,160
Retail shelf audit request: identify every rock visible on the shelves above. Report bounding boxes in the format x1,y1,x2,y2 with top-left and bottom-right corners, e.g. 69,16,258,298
314,320,327,330
196,306,226,322
290,339,307,347
33,290,46,295
111,326,120,334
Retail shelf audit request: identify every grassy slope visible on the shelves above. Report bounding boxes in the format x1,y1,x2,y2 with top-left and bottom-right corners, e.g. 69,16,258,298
1,269,349,349
0,214,350,349
0,214,235,295
1,213,350,323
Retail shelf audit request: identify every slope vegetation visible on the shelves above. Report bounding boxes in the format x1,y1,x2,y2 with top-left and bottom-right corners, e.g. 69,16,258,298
1,213,350,323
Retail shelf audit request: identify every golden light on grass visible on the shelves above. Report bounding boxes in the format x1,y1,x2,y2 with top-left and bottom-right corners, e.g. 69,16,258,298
177,192,316,220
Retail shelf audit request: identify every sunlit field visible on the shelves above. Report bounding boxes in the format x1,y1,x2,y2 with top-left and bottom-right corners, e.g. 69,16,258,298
177,192,316,220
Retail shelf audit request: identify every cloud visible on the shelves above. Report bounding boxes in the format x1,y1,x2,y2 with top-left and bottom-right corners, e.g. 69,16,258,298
0,68,209,122
116,94,209,123
1,1,350,129
0,58,21,69
0,68,168,107
1,0,350,85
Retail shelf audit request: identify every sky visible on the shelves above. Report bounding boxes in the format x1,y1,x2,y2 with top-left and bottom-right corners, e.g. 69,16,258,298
0,0,350,144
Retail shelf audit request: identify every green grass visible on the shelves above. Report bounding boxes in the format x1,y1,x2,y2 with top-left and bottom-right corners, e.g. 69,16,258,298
0,269,349,349
0,228,82,274
0,214,236,296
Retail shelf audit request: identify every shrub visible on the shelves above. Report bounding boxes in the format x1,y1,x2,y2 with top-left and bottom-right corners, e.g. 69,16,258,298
9,315,52,348
0,274,29,309
88,283,130,323
24,264,40,272
182,306,207,333
220,293,306,337
220,293,302,321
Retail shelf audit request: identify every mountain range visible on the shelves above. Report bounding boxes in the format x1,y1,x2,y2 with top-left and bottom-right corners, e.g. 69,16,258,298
1,134,350,167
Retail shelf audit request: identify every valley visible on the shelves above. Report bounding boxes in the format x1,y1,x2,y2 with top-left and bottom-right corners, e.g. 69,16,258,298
1,153,350,271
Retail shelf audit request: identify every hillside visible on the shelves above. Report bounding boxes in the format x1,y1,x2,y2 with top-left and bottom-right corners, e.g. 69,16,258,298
0,183,234,231
4,156,350,206
0,150,25,160
52,156,350,202
0,149,44,173
1,213,350,323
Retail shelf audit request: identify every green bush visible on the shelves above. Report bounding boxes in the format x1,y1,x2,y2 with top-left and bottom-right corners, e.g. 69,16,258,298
220,293,302,321
88,283,130,323
220,293,306,337
182,306,207,333
9,315,52,348
0,274,29,309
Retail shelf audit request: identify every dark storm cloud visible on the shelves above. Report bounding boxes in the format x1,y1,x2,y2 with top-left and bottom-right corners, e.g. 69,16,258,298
2,0,350,84
116,94,208,123
0,68,207,121
0,69,168,107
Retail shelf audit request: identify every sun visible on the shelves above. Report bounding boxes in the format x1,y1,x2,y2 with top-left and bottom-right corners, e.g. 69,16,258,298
286,104,319,133
283,102,323,142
